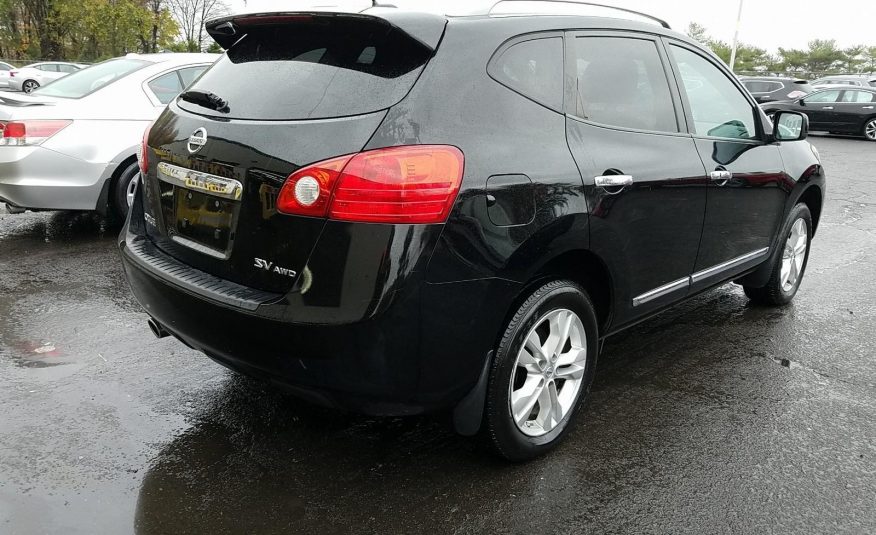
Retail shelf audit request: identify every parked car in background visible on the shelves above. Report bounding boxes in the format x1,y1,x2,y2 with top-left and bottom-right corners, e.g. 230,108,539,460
740,76,812,104
123,7,824,461
811,75,876,89
8,62,86,93
762,87,876,141
0,61,16,88
0,53,218,217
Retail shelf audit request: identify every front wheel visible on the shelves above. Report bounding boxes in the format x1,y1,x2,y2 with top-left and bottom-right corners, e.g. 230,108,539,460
22,79,39,93
743,203,812,305
480,279,599,461
863,118,876,142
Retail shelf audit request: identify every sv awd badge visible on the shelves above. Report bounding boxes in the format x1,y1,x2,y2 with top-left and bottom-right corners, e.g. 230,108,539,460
254,258,297,279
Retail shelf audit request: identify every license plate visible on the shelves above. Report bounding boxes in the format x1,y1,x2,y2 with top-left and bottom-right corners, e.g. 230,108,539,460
173,188,235,254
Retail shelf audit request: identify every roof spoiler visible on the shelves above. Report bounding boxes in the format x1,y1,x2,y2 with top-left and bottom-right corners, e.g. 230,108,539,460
205,10,447,51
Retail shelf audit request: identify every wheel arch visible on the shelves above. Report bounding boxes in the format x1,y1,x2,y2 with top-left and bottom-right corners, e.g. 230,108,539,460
95,153,138,215
798,184,823,236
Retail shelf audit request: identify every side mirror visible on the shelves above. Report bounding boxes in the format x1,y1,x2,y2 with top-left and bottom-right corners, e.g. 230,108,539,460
798,98,806,106
773,111,808,142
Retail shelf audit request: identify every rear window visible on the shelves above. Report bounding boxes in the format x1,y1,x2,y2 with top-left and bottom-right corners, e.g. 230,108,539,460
177,20,433,120
35,58,149,98
743,80,782,93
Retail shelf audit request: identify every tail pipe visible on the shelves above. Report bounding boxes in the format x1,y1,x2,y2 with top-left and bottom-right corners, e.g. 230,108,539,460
147,318,169,339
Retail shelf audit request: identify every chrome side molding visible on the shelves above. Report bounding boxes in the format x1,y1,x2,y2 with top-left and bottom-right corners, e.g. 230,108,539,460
632,247,770,307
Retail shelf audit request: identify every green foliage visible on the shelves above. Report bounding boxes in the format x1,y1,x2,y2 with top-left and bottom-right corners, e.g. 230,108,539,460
686,22,876,77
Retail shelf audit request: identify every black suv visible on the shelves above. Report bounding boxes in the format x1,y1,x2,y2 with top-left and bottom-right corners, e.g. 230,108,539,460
740,77,813,104
121,4,825,460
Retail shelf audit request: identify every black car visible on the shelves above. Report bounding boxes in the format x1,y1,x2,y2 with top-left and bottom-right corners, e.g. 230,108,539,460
763,87,876,141
741,76,812,104
121,4,825,460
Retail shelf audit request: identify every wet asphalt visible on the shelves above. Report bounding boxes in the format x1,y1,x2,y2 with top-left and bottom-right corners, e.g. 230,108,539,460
1,135,874,534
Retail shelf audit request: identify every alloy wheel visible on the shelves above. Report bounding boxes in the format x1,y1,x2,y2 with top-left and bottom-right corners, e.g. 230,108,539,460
510,308,588,437
781,218,808,292
23,80,37,93
865,119,876,141
126,175,139,208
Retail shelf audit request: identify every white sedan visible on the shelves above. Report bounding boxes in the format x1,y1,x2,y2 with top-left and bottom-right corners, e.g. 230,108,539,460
8,62,87,93
0,53,218,218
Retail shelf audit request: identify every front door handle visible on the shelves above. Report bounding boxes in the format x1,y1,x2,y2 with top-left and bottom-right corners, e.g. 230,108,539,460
594,174,634,192
821,106,834,110
710,169,732,186
863,106,875,110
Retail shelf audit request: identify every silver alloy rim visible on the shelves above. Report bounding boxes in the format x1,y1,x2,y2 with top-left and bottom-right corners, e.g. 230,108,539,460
126,175,139,208
866,120,876,140
781,218,808,292
509,308,587,437
23,81,36,93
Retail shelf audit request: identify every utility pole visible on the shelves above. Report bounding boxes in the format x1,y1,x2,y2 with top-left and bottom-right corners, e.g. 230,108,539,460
729,0,744,72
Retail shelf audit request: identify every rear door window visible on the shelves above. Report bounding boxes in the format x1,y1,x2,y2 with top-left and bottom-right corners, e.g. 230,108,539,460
177,19,432,120
573,36,678,133
489,36,564,111
840,90,875,103
744,81,782,93
805,90,841,103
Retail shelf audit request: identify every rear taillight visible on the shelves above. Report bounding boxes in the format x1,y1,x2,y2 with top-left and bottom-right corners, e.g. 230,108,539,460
9,71,15,78
277,145,465,224
138,123,152,174
0,120,71,146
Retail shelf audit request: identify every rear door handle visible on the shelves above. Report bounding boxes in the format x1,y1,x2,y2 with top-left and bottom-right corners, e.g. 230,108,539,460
710,170,732,185
594,174,634,189
822,106,834,110
863,106,875,110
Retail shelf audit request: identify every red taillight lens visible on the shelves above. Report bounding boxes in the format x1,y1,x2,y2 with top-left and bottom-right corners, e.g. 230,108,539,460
0,120,71,146
9,71,15,78
138,123,152,174
277,145,465,224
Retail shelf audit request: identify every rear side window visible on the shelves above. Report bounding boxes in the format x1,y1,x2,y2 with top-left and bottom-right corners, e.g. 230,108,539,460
574,36,678,133
177,20,432,120
148,71,184,105
841,90,875,103
177,66,206,88
805,90,841,103
743,81,782,93
58,64,78,73
490,37,563,111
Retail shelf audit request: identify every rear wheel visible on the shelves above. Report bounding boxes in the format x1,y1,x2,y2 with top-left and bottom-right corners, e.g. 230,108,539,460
22,79,38,93
743,203,812,306
863,118,876,141
111,161,140,220
481,279,598,461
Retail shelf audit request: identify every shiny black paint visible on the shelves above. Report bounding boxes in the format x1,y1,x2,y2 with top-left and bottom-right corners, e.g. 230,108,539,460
121,13,826,417
765,88,876,138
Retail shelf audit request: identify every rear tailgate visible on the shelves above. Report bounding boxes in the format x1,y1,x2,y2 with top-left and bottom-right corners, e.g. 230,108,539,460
140,12,445,294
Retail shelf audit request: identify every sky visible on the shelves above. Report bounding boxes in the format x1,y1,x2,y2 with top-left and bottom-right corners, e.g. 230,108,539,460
226,0,876,52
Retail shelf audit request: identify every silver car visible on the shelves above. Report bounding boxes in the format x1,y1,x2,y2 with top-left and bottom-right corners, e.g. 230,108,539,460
0,53,217,217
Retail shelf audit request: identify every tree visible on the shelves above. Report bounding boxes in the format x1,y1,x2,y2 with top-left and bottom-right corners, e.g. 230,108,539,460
685,22,709,45
168,0,228,52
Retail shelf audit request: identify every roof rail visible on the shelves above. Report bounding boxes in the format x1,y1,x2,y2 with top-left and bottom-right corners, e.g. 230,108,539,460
486,0,671,29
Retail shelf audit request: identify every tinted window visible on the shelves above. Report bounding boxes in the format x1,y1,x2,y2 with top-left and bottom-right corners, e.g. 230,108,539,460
841,90,875,103
574,37,677,132
148,71,184,104
669,45,756,140
178,20,432,120
743,81,782,93
177,66,206,88
57,64,79,73
491,37,563,111
38,64,57,72
805,90,841,103
35,58,149,98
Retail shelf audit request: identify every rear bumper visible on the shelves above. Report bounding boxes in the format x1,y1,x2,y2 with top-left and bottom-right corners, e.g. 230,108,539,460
119,188,515,415
0,146,111,211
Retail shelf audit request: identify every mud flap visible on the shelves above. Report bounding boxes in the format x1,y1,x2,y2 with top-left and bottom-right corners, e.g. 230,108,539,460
452,350,493,436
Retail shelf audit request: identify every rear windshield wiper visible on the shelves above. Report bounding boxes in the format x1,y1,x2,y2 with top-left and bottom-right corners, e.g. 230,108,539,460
179,90,229,112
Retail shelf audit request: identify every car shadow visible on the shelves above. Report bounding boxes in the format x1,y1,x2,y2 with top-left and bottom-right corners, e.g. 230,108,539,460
0,209,121,246
132,287,794,534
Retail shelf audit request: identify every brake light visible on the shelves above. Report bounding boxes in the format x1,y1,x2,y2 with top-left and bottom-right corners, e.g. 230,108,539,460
9,71,15,78
0,120,71,146
277,145,465,224
138,123,152,174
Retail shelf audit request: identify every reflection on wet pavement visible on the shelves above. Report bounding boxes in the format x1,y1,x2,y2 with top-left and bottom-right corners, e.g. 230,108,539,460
1,136,875,534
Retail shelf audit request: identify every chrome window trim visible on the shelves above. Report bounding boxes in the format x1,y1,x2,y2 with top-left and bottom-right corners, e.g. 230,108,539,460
690,247,769,284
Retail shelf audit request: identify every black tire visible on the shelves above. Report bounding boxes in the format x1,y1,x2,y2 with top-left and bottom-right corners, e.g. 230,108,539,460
481,279,599,461
22,79,39,93
111,161,140,220
743,203,812,306
863,118,876,142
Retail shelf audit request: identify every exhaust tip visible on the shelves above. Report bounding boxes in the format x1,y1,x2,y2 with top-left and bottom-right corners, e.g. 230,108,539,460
147,318,169,339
